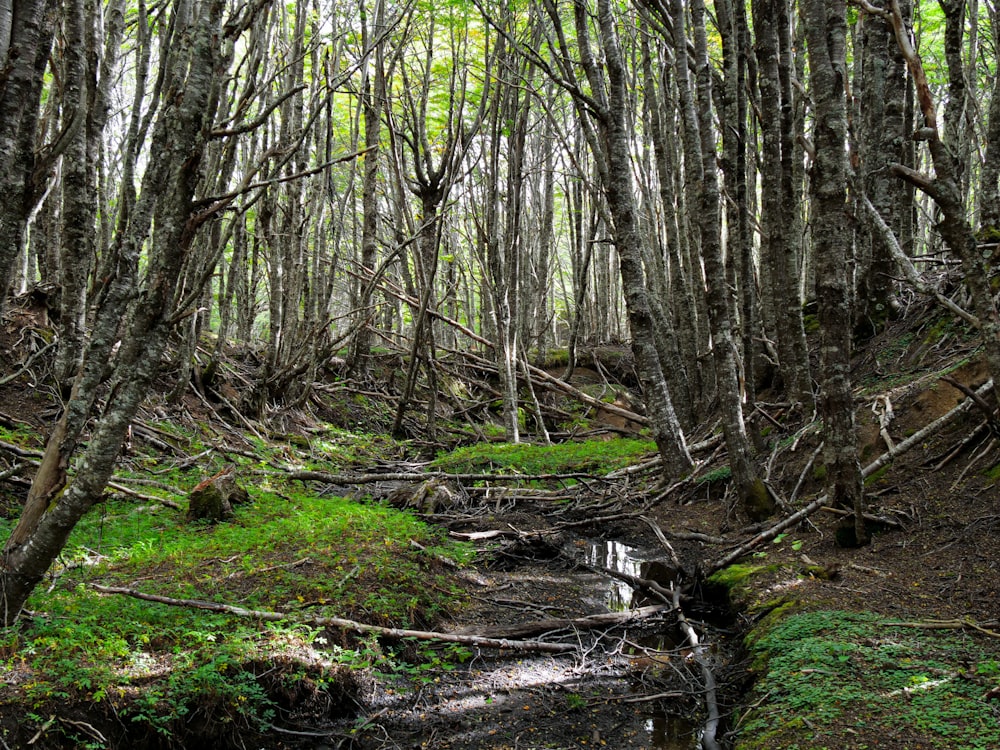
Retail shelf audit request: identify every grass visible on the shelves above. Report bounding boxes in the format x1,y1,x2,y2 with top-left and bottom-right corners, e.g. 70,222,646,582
736,609,1000,750
430,437,656,477
0,459,472,742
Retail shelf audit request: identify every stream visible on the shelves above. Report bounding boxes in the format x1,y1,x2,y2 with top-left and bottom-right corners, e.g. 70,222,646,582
318,535,735,750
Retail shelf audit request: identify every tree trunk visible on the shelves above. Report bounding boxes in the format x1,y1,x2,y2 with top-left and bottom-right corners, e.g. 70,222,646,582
0,0,55,296
802,0,868,546
754,0,813,408
570,0,693,475
1,0,229,624
688,0,770,519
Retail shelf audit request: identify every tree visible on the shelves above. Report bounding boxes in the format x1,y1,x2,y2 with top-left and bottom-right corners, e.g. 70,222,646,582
0,0,56,297
802,0,868,545
541,0,692,475
1,0,234,624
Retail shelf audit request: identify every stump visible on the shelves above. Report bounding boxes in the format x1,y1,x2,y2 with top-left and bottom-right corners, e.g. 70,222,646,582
187,470,251,522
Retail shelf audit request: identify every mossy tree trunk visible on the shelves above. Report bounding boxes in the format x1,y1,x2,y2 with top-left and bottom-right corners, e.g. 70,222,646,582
1,0,230,625
802,0,868,545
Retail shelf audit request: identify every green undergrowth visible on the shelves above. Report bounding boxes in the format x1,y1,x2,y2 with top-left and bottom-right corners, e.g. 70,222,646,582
736,609,1000,750
0,483,472,742
430,437,655,478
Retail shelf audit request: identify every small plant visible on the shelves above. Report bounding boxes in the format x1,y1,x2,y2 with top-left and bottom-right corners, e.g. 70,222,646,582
566,693,588,710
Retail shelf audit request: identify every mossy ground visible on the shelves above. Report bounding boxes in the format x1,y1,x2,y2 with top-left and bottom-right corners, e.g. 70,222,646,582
735,609,1000,750
0,424,473,748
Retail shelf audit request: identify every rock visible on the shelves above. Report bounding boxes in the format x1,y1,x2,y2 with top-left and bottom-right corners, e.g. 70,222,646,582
187,469,251,522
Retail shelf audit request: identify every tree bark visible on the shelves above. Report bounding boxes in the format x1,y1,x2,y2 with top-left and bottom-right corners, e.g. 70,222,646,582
0,0,55,296
688,0,769,518
566,0,692,475
753,0,813,408
1,0,229,625
802,0,868,545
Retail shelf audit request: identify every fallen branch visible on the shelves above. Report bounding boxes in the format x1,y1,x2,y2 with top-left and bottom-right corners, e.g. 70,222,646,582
461,603,675,640
672,584,722,750
862,379,994,478
708,380,996,574
883,617,1000,639
91,584,574,653
705,495,830,575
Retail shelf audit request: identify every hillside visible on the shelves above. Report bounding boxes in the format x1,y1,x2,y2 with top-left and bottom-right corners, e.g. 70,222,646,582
0,294,999,749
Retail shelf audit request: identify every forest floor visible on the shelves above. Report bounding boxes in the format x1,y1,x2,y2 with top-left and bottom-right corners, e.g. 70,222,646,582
0,294,999,749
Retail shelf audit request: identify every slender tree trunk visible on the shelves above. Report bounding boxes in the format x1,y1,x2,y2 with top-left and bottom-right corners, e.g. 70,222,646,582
0,0,55,296
802,0,868,546
569,0,692,475
689,0,770,518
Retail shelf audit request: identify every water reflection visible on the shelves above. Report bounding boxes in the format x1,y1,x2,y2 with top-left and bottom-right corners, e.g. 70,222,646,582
647,714,700,749
585,539,645,610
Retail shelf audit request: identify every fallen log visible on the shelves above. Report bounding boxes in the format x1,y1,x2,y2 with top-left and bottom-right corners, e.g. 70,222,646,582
91,584,574,654
460,603,676,640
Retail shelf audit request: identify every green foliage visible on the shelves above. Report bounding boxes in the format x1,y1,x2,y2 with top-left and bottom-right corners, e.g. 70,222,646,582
736,610,1000,750
430,438,655,477
697,466,732,484
0,486,472,735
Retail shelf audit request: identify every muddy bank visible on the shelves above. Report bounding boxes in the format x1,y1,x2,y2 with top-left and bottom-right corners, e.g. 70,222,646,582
318,535,744,750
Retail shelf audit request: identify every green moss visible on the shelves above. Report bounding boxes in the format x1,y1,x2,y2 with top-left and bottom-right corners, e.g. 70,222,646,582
707,563,764,592
863,464,890,486
431,438,656,478
744,477,775,522
736,609,1000,750
697,465,732,484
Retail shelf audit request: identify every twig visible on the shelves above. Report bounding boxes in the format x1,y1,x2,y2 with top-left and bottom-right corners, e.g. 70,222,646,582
0,340,55,386
883,618,1000,639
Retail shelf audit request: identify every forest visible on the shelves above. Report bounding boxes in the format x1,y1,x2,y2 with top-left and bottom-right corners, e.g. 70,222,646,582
1,0,999,747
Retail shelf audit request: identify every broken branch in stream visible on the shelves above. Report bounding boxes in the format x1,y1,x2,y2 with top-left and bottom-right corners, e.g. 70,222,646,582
91,584,575,654
672,584,722,750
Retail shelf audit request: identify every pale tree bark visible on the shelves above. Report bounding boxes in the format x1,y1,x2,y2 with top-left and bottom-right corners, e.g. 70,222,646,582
0,0,55,297
802,0,868,546
473,30,535,441
1,0,232,625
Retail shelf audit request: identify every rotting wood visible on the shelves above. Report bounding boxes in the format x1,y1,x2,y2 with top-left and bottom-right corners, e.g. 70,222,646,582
90,584,576,653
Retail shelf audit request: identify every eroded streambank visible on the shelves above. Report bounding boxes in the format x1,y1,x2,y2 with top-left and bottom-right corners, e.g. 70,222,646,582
323,534,744,750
